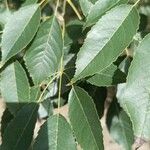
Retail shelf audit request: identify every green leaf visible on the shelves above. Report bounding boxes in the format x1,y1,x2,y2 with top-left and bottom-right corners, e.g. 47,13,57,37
0,7,12,27
1,103,38,150
0,61,30,113
29,86,40,102
22,0,38,6
106,98,134,150
1,4,41,65
0,61,30,103
79,0,100,17
72,4,139,83
140,6,150,17
68,86,104,150
79,0,93,16
117,33,150,141
24,17,63,84
90,0,98,3
85,0,128,28
79,84,107,118
33,114,76,150
87,64,126,86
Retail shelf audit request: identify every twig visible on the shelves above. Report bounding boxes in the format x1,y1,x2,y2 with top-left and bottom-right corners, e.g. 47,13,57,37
133,0,141,7
66,0,82,20
37,74,58,103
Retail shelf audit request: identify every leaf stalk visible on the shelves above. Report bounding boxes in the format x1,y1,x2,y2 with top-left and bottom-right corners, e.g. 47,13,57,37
66,0,82,20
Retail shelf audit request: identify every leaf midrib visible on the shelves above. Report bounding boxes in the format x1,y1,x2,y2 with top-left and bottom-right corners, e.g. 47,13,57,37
39,17,55,59
13,105,37,150
115,105,130,149
3,5,39,62
34,16,59,83
73,88,100,150
13,64,19,103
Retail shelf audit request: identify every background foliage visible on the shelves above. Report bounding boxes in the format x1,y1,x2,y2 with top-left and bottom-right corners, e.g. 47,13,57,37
0,0,150,149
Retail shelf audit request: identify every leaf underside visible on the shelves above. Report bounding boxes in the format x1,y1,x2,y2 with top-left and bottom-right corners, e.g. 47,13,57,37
79,0,93,16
